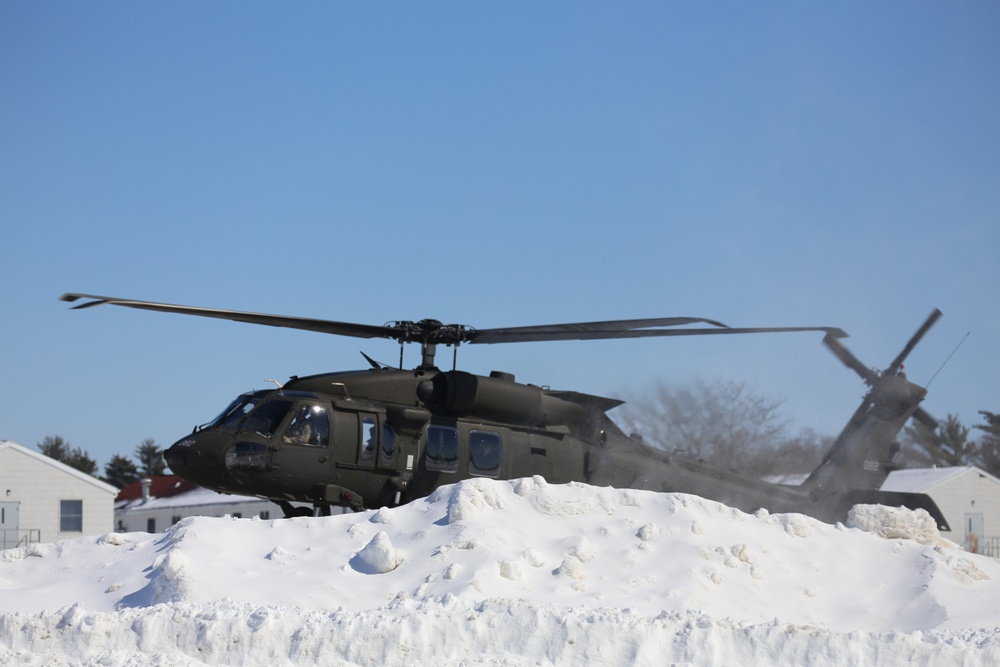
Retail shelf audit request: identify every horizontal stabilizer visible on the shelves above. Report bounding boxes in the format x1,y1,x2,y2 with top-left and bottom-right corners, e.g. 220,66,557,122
546,390,625,413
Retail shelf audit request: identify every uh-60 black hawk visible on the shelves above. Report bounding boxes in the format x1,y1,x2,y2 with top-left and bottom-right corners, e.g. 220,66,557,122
61,293,949,529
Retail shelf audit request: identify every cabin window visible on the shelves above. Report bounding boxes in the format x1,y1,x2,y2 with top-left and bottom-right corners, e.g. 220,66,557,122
469,430,502,477
147,518,156,533
380,423,397,465
426,425,459,472
282,404,330,447
360,416,377,462
245,399,293,438
60,500,83,532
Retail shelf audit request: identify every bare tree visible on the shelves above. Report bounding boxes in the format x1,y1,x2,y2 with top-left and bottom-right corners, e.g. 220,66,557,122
614,378,826,478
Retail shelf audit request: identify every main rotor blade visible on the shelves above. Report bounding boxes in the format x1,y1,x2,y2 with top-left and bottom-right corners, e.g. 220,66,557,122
823,332,879,384
885,308,943,376
471,322,848,345
60,293,397,340
62,293,847,351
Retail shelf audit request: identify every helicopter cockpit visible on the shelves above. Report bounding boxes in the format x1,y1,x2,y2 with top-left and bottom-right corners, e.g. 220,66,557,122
199,390,331,444
199,390,272,431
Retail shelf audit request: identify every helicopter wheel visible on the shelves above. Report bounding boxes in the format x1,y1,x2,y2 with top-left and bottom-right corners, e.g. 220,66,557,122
278,501,314,518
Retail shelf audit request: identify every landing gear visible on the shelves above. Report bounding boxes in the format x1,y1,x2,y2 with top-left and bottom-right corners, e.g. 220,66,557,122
278,501,344,518
278,501,316,518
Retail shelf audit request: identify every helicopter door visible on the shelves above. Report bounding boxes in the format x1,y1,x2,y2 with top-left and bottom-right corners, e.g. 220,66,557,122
269,402,334,495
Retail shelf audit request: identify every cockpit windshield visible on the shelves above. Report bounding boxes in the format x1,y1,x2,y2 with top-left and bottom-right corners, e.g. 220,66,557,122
201,390,272,431
244,398,293,438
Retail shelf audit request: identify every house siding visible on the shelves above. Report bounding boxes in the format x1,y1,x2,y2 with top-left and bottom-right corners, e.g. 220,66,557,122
116,498,285,533
883,466,1000,556
0,443,117,544
929,469,1000,551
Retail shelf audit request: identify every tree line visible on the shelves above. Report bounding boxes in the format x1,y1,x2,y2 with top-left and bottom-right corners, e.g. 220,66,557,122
36,435,166,488
614,379,1000,480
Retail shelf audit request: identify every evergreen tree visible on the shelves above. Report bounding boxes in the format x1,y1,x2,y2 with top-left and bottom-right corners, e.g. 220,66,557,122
37,434,71,461
36,435,98,476
103,454,141,488
974,410,1000,477
135,438,166,476
898,414,975,468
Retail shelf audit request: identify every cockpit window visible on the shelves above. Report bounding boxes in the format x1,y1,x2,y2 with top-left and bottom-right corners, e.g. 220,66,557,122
282,404,330,447
244,399,293,438
203,391,269,430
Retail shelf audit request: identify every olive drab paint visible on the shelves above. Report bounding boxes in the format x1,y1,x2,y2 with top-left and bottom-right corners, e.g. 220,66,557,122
61,294,948,528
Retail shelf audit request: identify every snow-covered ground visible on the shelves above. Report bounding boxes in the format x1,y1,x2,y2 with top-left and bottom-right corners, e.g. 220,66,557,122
2,477,999,666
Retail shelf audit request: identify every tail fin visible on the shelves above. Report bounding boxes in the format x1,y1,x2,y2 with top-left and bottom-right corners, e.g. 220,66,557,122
803,372,927,495
803,311,942,513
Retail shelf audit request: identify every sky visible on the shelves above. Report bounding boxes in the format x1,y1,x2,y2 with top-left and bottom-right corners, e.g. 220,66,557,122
2,2,998,471
2,477,999,664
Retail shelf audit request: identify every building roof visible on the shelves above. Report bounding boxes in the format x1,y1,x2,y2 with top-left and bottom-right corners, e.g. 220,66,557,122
115,475,198,502
881,466,1000,493
115,474,273,511
0,440,118,495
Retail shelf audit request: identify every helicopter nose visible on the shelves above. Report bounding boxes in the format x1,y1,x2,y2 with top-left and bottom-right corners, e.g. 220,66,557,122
163,439,200,473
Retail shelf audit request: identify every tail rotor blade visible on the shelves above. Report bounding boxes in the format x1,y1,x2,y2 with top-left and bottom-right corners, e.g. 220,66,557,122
886,309,943,375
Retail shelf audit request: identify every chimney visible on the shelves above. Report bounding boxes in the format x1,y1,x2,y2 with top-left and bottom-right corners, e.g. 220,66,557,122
140,478,152,501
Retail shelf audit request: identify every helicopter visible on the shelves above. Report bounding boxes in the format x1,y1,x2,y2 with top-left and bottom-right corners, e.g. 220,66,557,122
60,293,948,529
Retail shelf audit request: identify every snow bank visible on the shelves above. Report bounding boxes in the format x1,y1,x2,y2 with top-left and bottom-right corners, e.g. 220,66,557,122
2,478,999,666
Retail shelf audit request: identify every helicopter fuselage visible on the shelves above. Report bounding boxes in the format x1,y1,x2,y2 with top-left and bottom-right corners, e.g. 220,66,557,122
164,367,610,512
162,363,945,529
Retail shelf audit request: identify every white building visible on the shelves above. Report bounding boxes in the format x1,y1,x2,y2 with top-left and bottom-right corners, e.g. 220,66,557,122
115,476,298,533
0,440,118,548
882,466,1000,556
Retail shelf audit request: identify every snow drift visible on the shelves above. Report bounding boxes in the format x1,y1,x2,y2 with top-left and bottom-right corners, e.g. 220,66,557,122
2,477,999,666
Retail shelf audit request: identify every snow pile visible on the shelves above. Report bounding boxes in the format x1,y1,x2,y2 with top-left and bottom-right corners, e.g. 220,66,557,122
2,477,1000,666
848,503,958,548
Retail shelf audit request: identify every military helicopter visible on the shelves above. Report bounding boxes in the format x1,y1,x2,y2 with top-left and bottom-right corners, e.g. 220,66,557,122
61,293,948,529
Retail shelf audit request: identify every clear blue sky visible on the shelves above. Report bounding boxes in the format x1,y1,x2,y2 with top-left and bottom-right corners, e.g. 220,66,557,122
2,2,997,471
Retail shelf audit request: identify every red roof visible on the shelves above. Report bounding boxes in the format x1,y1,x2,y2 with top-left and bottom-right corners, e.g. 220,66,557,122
115,475,199,501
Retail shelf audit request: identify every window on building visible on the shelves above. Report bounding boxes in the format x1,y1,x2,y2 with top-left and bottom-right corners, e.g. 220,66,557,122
147,518,156,533
426,425,459,472
260,511,270,520
60,500,83,532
